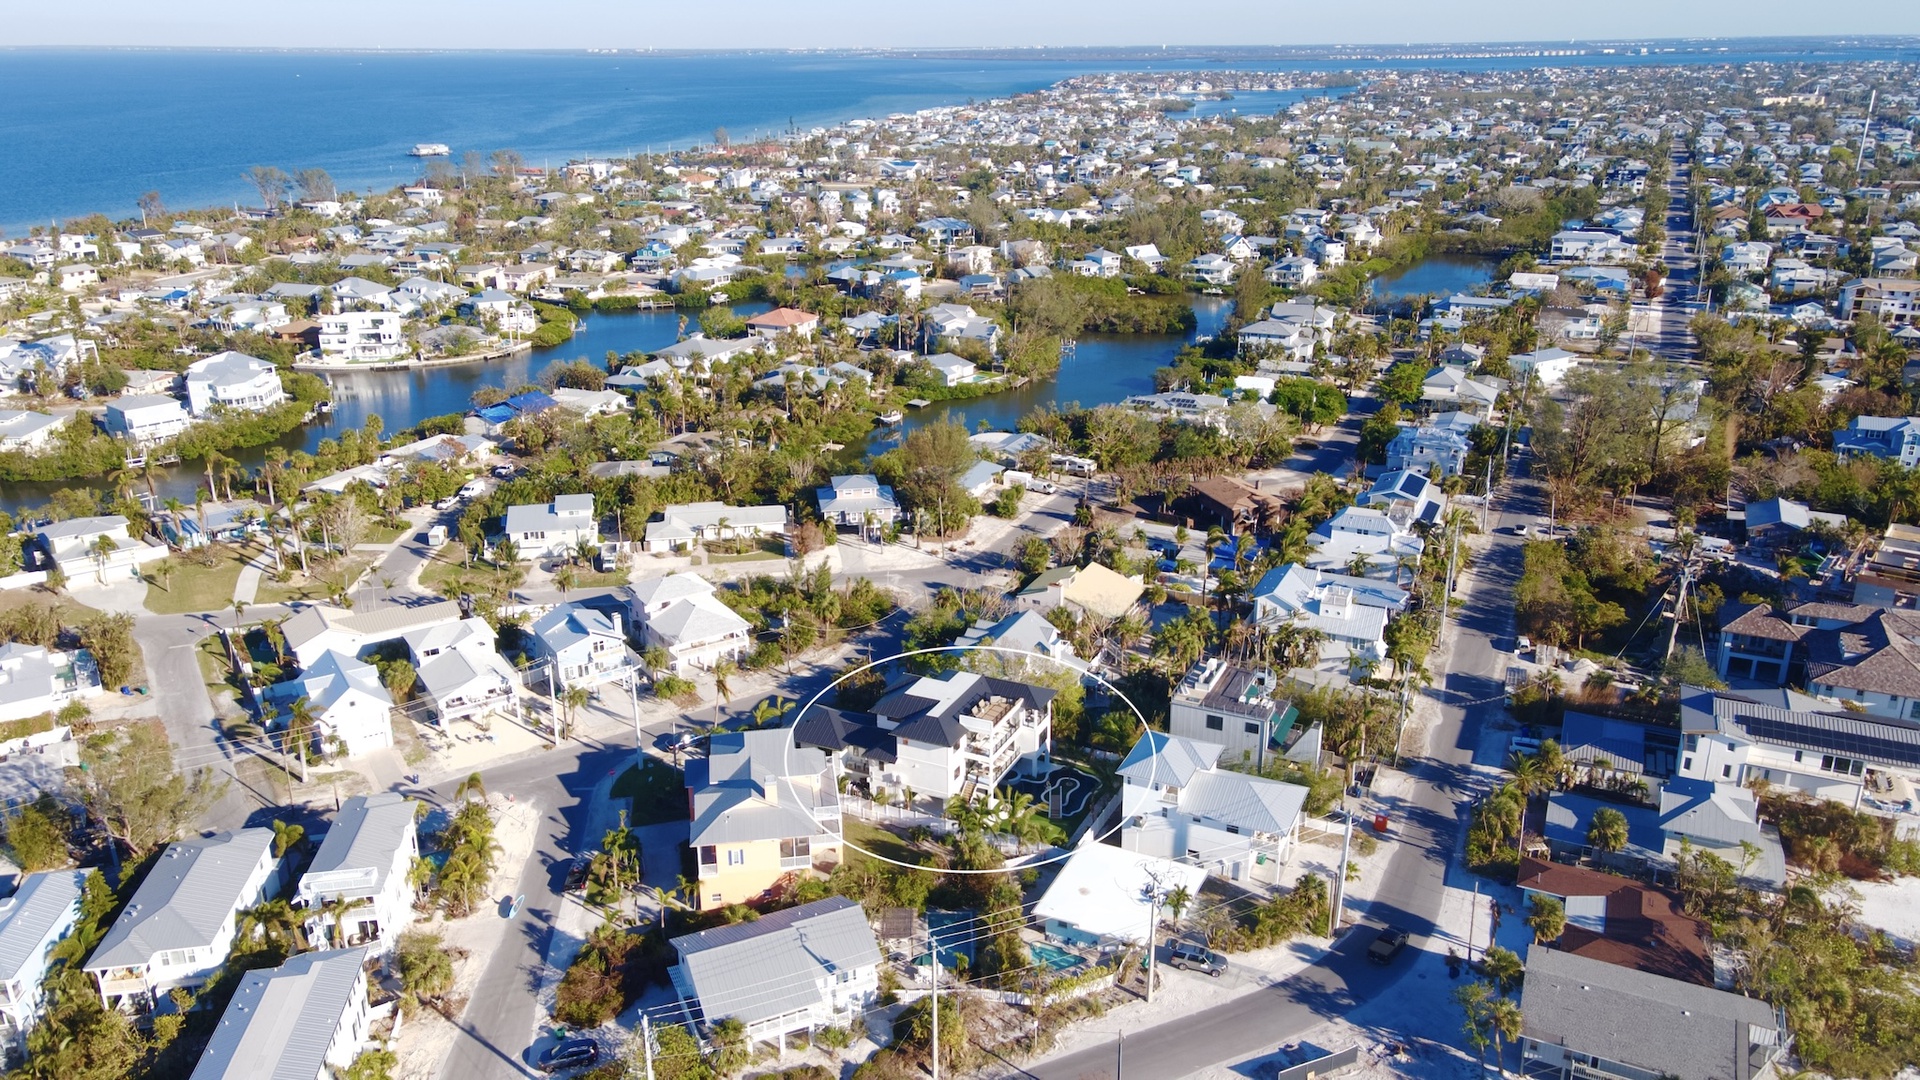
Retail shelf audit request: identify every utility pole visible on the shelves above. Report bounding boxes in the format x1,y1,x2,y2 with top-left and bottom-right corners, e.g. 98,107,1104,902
1331,804,1355,934
1664,559,1694,661
929,926,940,1080
1469,880,1480,962
1143,882,1162,1005
641,1014,656,1080
1117,1030,1124,1079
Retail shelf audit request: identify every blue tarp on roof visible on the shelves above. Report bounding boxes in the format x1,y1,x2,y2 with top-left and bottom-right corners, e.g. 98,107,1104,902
475,404,515,425
503,390,558,413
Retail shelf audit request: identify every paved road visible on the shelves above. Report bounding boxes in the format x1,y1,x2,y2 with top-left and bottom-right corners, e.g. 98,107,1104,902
432,738,649,1080
1024,475,1542,1080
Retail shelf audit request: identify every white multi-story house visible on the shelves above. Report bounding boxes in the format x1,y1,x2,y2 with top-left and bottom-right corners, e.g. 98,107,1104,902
1306,505,1426,581
296,794,419,955
1264,255,1319,288
528,603,634,690
0,643,102,724
403,616,518,727
318,311,407,361
1839,277,1920,325
668,898,879,1044
1117,731,1308,884
630,574,752,673
0,870,89,1058
501,494,599,558
1678,686,1920,806
183,351,287,417
85,830,283,1010
1249,564,1410,668
187,948,374,1080
1166,658,1294,761
1549,230,1635,264
261,650,394,759
1385,423,1472,477
815,475,902,530
103,395,192,446
282,599,462,669
834,672,1054,802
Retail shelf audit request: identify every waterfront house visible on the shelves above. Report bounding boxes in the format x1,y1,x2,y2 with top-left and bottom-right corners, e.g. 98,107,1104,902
528,603,635,691
405,619,518,727
1186,253,1237,285
1118,730,1307,883
183,351,287,417
814,475,902,531
0,870,89,1058
0,410,62,453
684,730,843,909
29,516,168,586
642,501,787,553
501,494,599,558
187,948,374,1080
282,599,463,669
745,307,820,339
630,574,753,674
1549,230,1635,264
260,650,394,760
318,311,406,362
85,830,283,1011
1518,948,1787,1080
919,352,976,387
668,897,878,1043
295,793,419,955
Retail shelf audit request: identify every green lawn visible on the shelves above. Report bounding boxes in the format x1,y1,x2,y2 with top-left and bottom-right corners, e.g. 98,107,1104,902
843,818,922,868
613,757,689,825
252,554,375,606
145,551,247,615
572,567,631,589
363,521,411,546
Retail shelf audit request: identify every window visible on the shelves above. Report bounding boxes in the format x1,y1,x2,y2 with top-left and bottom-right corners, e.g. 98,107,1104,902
726,848,746,866
1205,714,1224,731
699,845,718,867
1819,755,1864,777
1682,757,1693,772
1722,765,1733,779
1684,734,1699,752
1244,721,1261,735
709,893,722,904
779,837,811,866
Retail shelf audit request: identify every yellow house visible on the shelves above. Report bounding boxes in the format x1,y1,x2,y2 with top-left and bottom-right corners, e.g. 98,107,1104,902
686,730,842,909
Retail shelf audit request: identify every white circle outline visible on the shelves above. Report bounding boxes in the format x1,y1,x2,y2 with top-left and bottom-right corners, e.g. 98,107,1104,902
777,642,1156,874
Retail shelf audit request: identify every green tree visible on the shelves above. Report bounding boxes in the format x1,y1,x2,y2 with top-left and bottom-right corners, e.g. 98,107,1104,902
73,720,225,859
396,929,455,1009
1587,806,1630,854
4,793,72,871
1528,894,1566,944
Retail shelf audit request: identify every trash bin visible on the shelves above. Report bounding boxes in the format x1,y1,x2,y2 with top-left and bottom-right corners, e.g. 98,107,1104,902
1373,813,1390,833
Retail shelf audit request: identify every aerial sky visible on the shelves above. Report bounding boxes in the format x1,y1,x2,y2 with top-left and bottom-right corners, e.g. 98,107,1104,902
6,0,1917,49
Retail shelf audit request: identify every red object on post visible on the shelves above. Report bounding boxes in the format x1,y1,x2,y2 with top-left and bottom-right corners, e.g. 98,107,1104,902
1373,813,1389,833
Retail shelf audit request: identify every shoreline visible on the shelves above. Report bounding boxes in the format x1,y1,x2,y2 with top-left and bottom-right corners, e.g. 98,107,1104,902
292,340,532,374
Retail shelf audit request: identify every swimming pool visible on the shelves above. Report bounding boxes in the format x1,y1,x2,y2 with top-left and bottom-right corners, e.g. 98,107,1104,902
1030,941,1087,974
914,910,978,968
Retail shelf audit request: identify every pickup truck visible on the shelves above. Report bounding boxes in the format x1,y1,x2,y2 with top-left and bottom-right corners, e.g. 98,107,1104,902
1368,926,1410,964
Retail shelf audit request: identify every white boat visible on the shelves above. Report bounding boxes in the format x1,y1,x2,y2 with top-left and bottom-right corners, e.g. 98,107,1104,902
410,143,451,157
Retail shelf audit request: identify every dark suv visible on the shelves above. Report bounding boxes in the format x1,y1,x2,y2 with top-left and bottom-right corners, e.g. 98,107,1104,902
537,1039,599,1073
1167,940,1228,976
1368,926,1410,964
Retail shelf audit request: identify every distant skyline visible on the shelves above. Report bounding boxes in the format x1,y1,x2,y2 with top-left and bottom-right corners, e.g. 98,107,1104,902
7,2,1919,51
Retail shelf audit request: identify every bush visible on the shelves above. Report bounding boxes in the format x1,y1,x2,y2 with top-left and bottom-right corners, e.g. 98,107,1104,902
530,320,574,348
554,925,648,1027
396,930,453,1009
654,675,697,702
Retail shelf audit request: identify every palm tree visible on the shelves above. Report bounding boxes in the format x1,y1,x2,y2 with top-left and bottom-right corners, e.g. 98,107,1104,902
554,564,577,597
230,598,248,633
573,536,598,568
1527,894,1566,944
492,538,520,568
1482,945,1524,996
559,685,589,740
1508,752,1551,799
1587,807,1629,854
286,696,316,773
711,658,736,711
454,771,488,804
320,895,371,948
238,898,307,954
1487,996,1523,1074
90,532,117,583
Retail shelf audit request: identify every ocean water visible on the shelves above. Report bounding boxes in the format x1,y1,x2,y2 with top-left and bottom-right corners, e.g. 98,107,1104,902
2,42,1912,234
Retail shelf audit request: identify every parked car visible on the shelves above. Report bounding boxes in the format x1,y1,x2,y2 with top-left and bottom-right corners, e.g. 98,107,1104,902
563,856,593,894
1167,940,1228,977
1368,926,1410,964
536,1039,599,1073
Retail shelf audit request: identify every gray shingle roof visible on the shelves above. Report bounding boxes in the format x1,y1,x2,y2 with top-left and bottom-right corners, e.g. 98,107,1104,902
1520,947,1782,1080
673,897,879,1025
189,947,368,1080
87,830,277,970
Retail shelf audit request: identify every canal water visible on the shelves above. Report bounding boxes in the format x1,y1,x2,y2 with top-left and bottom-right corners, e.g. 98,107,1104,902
863,295,1233,456
1367,254,1498,306
6,297,1230,514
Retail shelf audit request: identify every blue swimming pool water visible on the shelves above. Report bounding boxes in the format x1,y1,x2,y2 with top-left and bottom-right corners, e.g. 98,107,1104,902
1030,941,1087,974
914,910,978,968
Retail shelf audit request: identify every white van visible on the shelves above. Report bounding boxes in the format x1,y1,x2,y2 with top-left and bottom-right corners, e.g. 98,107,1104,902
426,524,449,547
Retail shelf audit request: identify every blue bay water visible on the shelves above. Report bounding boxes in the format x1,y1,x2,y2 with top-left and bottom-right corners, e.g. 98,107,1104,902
3,42,1913,233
